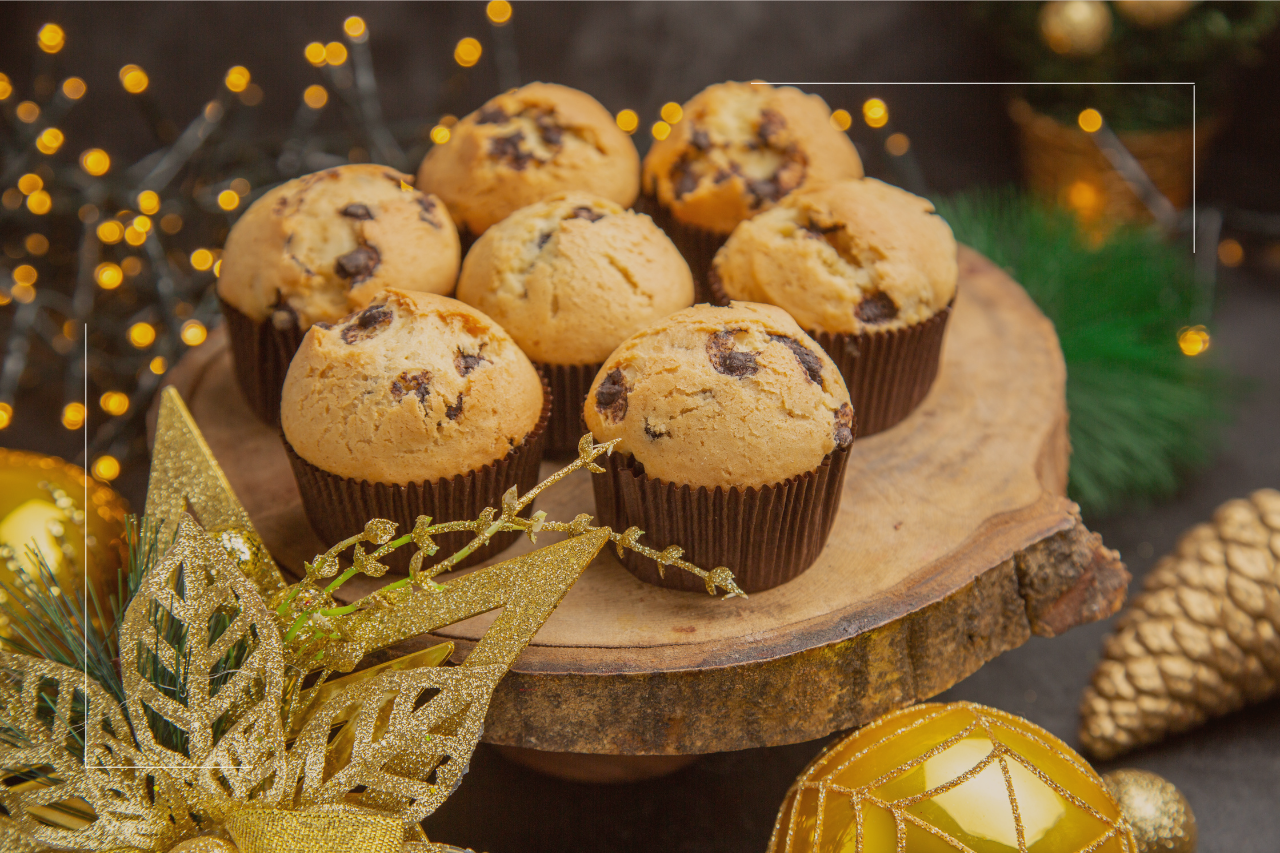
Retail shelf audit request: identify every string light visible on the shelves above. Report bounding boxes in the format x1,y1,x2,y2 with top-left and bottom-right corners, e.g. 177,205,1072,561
24,234,48,256
0,74,11,101
128,322,157,349
885,132,911,156
37,23,65,54
119,65,149,94
1177,325,1210,357
95,262,123,289
487,0,513,24
12,266,36,286
99,391,130,416
16,101,40,123
303,84,328,109
96,221,124,244
325,42,348,66
305,42,327,66
124,226,147,246
430,125,451,144
61,77,86,99
91,455,121,482
651,120,671,141
80,148,110,176
26,191,52,215
190,248,214,271
17,174,43,195
150,356,168,374
11,283,36,304
0,403,11,431
224,66,251,93
217,189,240,210
36,128,64,154
181,319,208,347
344,16,367,40
1077,108,1103,133
615,109,638,134
660,102,683,124
61,402,85,431
132,214,153,233
454,37,482,67
862,98,888,129
137,190,160,214
830,109,853,131
1217,238,1244,267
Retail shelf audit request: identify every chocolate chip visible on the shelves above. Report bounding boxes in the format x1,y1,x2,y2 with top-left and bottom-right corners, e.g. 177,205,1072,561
340,304,393,344
313,321,332,330
568,206,605,223
536,231,553,249
535,113,563,146
672,161,699,198
416,196,441,228
476,105,508,124
335,245,381,283
391,370,432,403
707,330,760,378
690,128,711,151
746,177,782,205
644,418,668,440
594,368,629,422
713,168,732,184
834,403,855,449
769,334,824,385
855,291,899,324
757,108,786,145
454,351,486,376
340,203,374,220
445,393,464,421
489,131,533,170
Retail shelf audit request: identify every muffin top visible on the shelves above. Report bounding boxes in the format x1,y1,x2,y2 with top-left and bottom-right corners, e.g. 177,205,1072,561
642,82,863,235
583,302,854,489
456,192,694,365
713,179,958,335
417,83,640,235
217,165,460,330
281,290,544,484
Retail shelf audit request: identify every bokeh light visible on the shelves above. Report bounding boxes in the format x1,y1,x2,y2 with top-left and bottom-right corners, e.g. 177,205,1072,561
37,24,65,54
303,85,328,109
119,65,149,94
305,42,327,66
95,262,123,289
26,191,52,215
92,455,121,482
217,190,240,210
1217,238,1244,268
137,190,160,215
430,125,451,144
615,109,638,134
190,248,214,271
344,16,367,39
660,102,683,124
454,37,482,67
62,77,86,99
181,319,208,347
99,391,130,416
1077,108,1103,133
1178,325,1211,357
128,322,157,349
325,42,348,66
651,120,671,141
885,132,911,156
224,66,251,93
862,98,888,129
81,148,111,176
487,0,512,24
36,128,64,155
96,221,124,244
61,402,85,431
830,109,852,131
16,102,40,123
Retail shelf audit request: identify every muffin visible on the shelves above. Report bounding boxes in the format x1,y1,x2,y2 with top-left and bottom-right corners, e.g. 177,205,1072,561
640,81,863,299
456,191,694,457
584,302,855,592
417,83,640,244
280,289,549,570
710,178,957,436
218,164,460,424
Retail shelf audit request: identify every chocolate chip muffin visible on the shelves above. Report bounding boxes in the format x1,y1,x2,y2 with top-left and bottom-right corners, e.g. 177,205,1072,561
281,289,549,569
218,164,460,424
417,83,640,241
456,191,693,456
711,178,957,436
585,301,854,592
640,82,863,299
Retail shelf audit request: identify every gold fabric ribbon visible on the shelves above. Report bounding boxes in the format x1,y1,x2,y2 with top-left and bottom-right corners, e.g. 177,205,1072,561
223,808,405,853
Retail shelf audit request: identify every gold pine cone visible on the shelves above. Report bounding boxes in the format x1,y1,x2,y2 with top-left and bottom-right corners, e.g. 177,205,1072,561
1080,488,1280,759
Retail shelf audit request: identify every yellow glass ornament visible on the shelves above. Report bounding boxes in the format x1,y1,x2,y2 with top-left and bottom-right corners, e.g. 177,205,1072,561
0,449,127,638
770,702,1137,853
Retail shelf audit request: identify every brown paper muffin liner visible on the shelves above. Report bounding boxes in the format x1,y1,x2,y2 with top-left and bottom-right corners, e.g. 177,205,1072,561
284,372,552,573
708,271,953,437
536,360,605,460
591,444,851,593
220,297,307,426
637,192,726,305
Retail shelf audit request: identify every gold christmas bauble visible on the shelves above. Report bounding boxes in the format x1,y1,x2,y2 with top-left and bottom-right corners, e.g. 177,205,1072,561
1104,770,1197,853
0,448,127,638
1114,1,1197,28
1040,0,1114,57
770,702,1138,853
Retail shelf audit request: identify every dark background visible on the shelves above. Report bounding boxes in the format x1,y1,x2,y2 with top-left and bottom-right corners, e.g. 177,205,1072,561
1,3,1279,851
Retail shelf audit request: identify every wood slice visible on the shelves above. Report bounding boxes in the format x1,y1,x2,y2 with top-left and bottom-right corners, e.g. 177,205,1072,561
158,247,1127,757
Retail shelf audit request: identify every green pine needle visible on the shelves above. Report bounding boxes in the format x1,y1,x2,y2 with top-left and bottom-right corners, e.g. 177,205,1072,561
936,189,1233,517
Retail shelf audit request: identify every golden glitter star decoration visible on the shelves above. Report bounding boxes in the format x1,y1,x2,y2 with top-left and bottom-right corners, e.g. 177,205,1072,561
0,388,743,853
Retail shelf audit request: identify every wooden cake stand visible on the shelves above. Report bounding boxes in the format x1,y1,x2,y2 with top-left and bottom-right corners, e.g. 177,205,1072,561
159,247,1128,782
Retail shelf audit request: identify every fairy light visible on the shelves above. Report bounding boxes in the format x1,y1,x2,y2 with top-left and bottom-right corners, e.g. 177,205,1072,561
0,74,12,100
61,402,85,431
36,128,64,155
344,16,367,39
128,322,157,349
96,221,124,244
95,262,123,289
615,109,638,134
487,0,512,24
190,249,214,271
25,234,48,256
99,391,129,416
80,148,110,176
217,190,240,211
12,266,36,286
150,356,168,375
91,455,121,482
1217,238,1244,267
181,319,208,347
37,24,65,54
1178,325,1210,357
830,109,853,131
430,125,451,144
11,282,36,303
305,42,327,66
124,226,147,246
119,65,149,94
454,37,482,68
303,85,328,109
137,190,160,215
1077,108,1103,134
224,66,251,93
16,101,40,123
17,174,43,195
26,191,52,215
0,403,11,431
325,42,348,66
862,98,888,129
62,77,86,99
660,102,683,124
885,132,911,156
132,214,153,233
651,120,671,141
